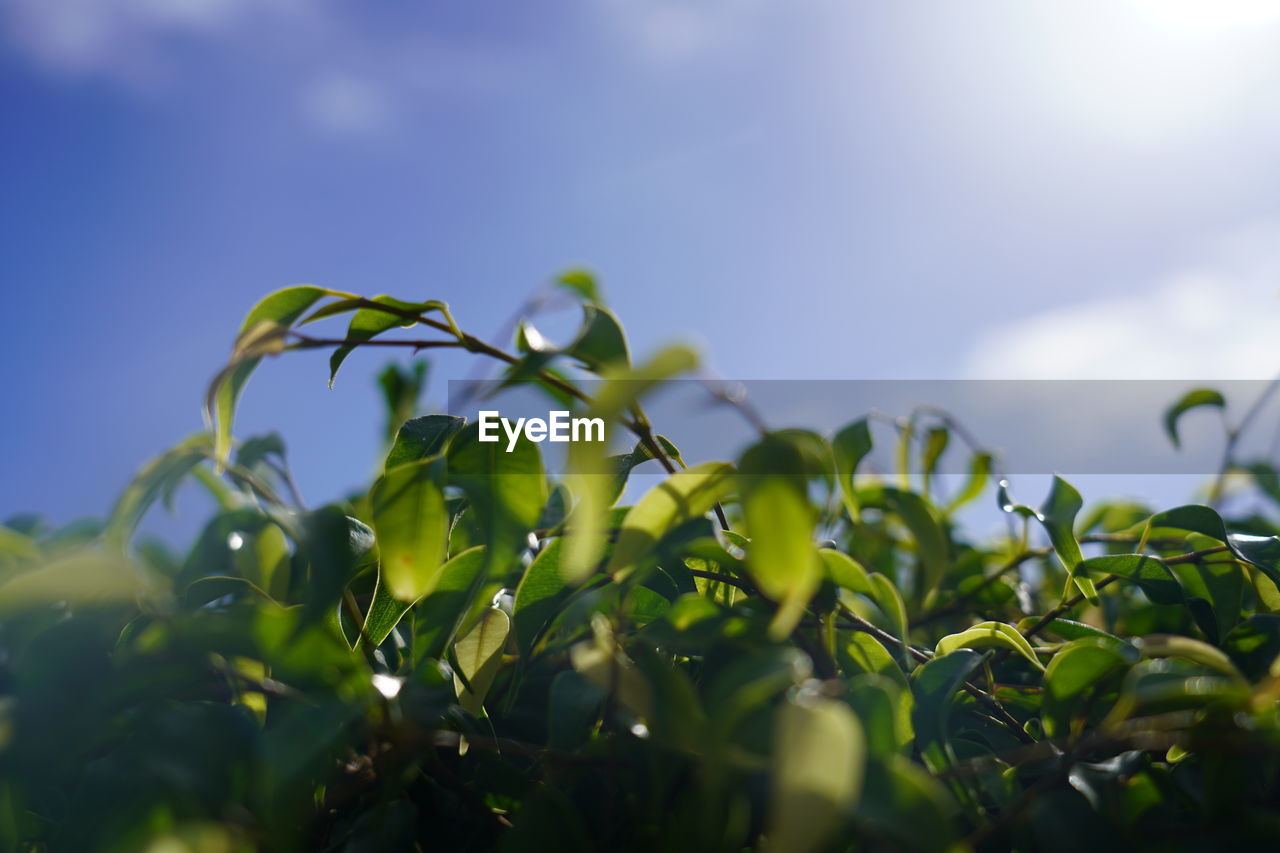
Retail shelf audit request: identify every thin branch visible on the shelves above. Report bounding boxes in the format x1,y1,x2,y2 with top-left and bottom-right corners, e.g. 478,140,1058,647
1021,545,1234,640
837,606,1035,745
1209,376,1280,506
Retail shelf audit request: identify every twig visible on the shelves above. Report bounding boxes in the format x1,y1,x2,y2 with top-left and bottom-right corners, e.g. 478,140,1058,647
1020,545,1233,639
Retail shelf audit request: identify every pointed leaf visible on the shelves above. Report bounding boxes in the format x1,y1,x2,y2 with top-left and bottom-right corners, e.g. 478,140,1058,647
832,418,873,518
1042,640,1134,739
384,414,466,472
606,462,735,581
936,621,1043,670
208,286,329,462
370,457,449,601
911,648,983,771
739,436,821,640
453,608,510,714
326,296,449,386
1038,475,1098,603
1163,388,1225,449
880,487,949,595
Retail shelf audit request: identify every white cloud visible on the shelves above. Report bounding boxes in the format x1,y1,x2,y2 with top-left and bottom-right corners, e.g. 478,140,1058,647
965,225,1280,379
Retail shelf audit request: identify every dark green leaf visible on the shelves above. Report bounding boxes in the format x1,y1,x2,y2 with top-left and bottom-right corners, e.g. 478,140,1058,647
833,418,873,517
910,648,983,772
1163,388,1225,449
565,304,629,371
384,414,466,472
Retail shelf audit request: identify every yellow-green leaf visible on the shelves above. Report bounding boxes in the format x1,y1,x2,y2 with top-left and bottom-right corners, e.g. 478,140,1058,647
766,696,865,853
370,457,449,601
936,621,1044,670
606,462,735,581
453,608,511,714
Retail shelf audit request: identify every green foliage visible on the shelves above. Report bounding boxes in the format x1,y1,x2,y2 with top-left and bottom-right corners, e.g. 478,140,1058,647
7,283,1280,851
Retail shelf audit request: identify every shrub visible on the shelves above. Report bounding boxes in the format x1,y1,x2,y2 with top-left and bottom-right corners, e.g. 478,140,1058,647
3,277,1280,851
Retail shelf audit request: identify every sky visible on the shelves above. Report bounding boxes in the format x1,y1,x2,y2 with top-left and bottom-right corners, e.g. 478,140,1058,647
3,0,1280,537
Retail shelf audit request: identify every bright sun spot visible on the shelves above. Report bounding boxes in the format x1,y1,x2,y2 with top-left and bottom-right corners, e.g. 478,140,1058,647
1016,0,1280,146
1134,0,1280,32
371,674,403,699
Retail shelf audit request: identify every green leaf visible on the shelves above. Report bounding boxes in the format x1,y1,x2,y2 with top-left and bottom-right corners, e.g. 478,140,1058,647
911,648,983,771
324,296,449,387
370,457,449,601
1221,615,1280,679
452,608,510,714
298,506,365,623
868,573,910,661
447,422,548,573
739,436,821,640
1038,475,1098,604
880,487,949,596
839,632,909,690
1014,617,1122,644
921,426,949,494
935,621,1043,670
414,546,491,660
384,414,466,472
858,756,959,852
945,451,993,514
1168,553,1244,643
234,431,287,473
606,462,735,581
819,549,872,595
1108,659,1250,721
565,304,629,371
547,670,606,750
600,434,686,507
1228,533,1280,588
207,285,330,463
771,429,836,485
997,479,1038,519
0,526,41,566
561,347,699,583
105,434,213,549
569,618,652,718
377,359,428,444
1163,387,1225,449
361,571,413,648
1041,640,1134,740
767,696,865,853
845,674,914,756
1147,504,1280,587
555,268,600,302
1147,504,1230,541
0,552,143,615
1078,554,1182,606
514,538,574,658
832,418,873,518
1132,634,1245,681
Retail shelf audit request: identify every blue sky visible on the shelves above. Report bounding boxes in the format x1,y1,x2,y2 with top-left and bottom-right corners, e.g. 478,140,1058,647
3,1,1280,535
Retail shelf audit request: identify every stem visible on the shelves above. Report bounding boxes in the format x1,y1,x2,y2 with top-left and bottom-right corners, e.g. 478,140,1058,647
1020,545,1233,639
294,302,734,529
1209,376,1280,506
837,606,1035,745
914,549,1048,626
687,568,755,593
